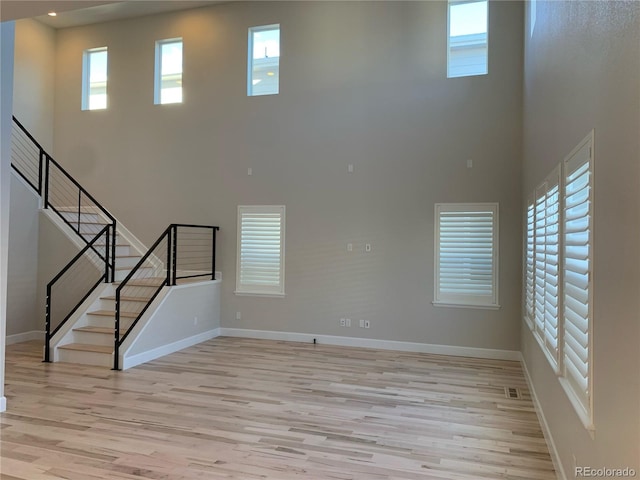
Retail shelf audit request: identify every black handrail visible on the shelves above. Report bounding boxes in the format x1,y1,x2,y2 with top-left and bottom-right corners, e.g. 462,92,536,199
44,225,112,362
114,224,219,370
11,117,117,282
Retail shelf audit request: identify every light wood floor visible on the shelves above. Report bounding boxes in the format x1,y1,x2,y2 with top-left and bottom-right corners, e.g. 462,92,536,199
1,338,556,480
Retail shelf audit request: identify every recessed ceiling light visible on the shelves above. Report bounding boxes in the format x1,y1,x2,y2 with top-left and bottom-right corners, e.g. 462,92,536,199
48,12,57,17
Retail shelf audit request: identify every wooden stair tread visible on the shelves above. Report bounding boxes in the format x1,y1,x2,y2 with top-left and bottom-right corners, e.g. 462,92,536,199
113,277,166,287
87,310,138,318
58,343,113,354
73,326,113,334
101,295,150,302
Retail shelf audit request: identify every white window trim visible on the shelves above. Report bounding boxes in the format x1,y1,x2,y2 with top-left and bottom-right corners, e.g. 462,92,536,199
154,38,183,105
81,47,107,111
235,205,285,297
433,203,500,309
247,24,280,97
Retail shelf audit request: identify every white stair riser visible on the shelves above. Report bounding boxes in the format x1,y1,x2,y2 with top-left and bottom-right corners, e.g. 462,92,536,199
81,232,122,243
116,256,142,268
94,245,131,256
56,211,102,223
57,349,113,367
73,331,114,347
115,267,155,282
78,223,111,234
99,301,146,315
86,315,135,331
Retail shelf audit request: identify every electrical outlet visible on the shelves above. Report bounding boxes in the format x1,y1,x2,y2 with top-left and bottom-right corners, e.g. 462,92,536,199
348,164,354,173
359,319,365,328
236,311,241,321
365,243,371,252
347,243,353,252
345,318,351,327
364,320,370,328
339,318,346,327
247,167,253,176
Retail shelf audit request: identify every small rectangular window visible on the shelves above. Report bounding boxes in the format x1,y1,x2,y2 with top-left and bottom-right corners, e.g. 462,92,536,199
447,0,488,78
236,206,285,296
434,203,499,308
155,38,183,105
248,25,280,96
82,47,108,110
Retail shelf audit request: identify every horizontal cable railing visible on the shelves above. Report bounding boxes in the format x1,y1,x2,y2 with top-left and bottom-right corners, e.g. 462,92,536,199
45,225,112,362
114,224,219,370
11,116,43,194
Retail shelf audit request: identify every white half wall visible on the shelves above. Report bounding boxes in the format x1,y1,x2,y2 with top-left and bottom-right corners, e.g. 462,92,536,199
7,172,40,336
123,280,221,369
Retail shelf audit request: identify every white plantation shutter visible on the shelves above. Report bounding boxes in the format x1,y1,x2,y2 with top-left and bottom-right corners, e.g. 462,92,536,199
562,136,593,423
532,168,561,368
524,198,535,327
236,206,285,295
434,204,498,307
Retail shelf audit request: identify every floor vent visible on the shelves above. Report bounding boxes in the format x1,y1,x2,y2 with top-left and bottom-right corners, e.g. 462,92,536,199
504,387,521,399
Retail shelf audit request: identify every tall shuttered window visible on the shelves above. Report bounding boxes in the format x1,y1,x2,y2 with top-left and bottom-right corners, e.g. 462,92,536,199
524,197,535,328
236,206,285,296
533,167,561,368
524,131,594,430
434,203,499,308
561,133,594,429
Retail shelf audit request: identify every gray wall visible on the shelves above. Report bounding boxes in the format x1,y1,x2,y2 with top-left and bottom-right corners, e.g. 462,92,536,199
13,18,56,152
521,1,640,477
1,20,16,412
52,1,524,351
6,174,40,336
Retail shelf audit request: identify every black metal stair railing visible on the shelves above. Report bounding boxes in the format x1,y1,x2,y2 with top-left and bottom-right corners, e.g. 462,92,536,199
11,116,117,361
114,224,218,370
44,225,113,362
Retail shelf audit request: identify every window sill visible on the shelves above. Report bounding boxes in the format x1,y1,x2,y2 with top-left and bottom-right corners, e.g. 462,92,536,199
432,301,500,310
558,377,595,436
235,290,285,298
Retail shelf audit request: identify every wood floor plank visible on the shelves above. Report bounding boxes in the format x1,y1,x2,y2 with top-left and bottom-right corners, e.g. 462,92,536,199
1,338,556,479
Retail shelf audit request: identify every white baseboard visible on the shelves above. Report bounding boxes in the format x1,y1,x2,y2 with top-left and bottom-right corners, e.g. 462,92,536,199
6,330,45,345
520,353,566,480
0,396,6,413
219,328,521,361
122,328,221,370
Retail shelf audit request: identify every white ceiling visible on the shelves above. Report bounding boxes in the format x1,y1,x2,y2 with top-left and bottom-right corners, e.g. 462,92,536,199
1,1,225,29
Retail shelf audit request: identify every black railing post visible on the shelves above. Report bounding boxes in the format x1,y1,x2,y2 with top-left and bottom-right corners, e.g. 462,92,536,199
43,154,50,208
172,225,178,286
211,227,217,280
38,149,44,196
77,190,82,233
105,226,111,283
111,222,117,283
114,288,120,370
44,285,51,363
166,227,172,286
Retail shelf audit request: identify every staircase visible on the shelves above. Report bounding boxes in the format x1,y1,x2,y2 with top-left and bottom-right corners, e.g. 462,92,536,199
12,116,220,370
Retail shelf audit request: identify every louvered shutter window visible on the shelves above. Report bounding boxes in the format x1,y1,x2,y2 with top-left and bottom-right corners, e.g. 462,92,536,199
434,204,499,307
532,168,561,368
562,140,592,420
236,206,285,296
524,199,535,327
